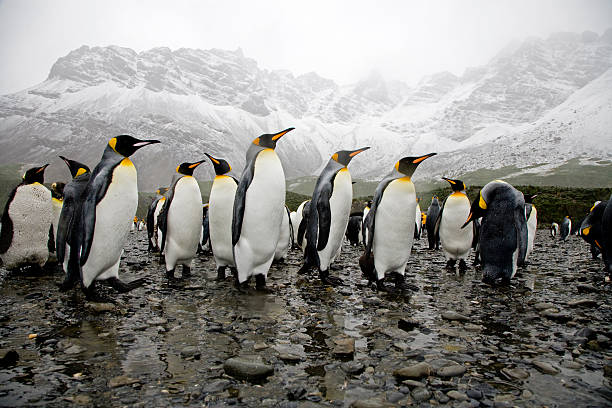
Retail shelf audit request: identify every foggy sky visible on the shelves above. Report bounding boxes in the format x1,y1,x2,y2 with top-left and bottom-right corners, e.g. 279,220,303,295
0,0,611,94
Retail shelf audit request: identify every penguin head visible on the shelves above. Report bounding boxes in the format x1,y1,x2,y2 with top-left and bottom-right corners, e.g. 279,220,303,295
252,128,294,149
108,135,160,157
204,153,231,175
59,156,90,178
442,177,466,192
395,153,437,178
156,187,169,195
51,182,66,199
22,164,49,184
524,194,538,204
176,160,206,176
331,147,370,167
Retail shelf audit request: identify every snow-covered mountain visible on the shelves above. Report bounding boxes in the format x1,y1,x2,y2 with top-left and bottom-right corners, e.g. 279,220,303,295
1,29,611,190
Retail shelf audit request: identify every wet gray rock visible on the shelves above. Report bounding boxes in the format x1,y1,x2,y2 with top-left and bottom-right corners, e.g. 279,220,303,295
577,284,598,293
575,327,597,340
434,390,450,403
333,337,355,357
393,362,432,379
223,356,274,381
441,311,469,321
467,389,483,400
447,390,468,401
180,346,200,360
342,361,365,375
567,299,598,308
108,375,141,388
202,379,230,393
436,364,467,377
501,367,529,380
532,360,560,374
411,387,431,402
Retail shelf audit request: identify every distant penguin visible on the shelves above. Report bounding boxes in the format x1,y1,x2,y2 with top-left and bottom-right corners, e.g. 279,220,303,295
523,194,539,263
48,182,66,263
158,160,206,279
232,128,294,292
293,200,309,249
414,198,422,240
137,219,144,231
131,216,137,232
146,187,168,252
550,222,559,238
274,206,293,262
289,211,299,245
579,200,607,260
205,153,238,281
426,196,441,249
56,156,91,291
360,153,436,291
601,192,612,281
77,135,159,300
462,180,527,285
201,204,211,252
0,164,52,270
560,216,572,241
296,200,311,251
361,201,372,245
346,215,363,246
435,178,474,271
300,147,370,285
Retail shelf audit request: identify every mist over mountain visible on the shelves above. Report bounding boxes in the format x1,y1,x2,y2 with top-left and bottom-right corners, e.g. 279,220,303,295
1,29,611,190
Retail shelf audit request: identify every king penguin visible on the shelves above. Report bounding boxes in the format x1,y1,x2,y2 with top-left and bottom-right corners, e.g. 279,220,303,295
146,187,168,252
294,200,309,249
300,147,370,285
560,216,572,241
48,181,66,263
361,201,372,245
0,164,52,270
359,153,436,291
426,196,441,250
232,128,294,292
462,180,527,285
523,194,539,263
158,160,206,279
550,222,559,238
204,153,238,281
414,198,422,239
77,135,159,300
435,177,474,271
56,156,91,291
579,200,607,260
601,192,612,281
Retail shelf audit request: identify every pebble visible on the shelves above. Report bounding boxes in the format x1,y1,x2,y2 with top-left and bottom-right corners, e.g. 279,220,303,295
501,367,529,380
467,389,483,400
441,311,469,322
447,390,468,401
436,364,466,377
567,299,597,307
223,356,274,381
434,390,449,403
108,376,140,388
576,284,598,293
333,337,355,357
411,387,431,402
393,362,432,379
532,360,560,374
180,346,200,360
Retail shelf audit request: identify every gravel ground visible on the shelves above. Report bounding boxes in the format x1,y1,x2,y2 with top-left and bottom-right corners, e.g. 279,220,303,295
0,230,610,407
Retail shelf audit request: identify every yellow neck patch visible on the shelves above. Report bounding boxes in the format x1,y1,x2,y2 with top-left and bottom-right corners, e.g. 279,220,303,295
582,226,591,236
120,158,133,167
109,137,117,152
479,194,487,209
52,197,63,204
75,168,87,177
451,191,466,198
398,176,412,183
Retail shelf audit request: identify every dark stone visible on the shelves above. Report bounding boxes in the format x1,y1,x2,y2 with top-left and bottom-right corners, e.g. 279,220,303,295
398,318,420,332
287,385,307,401
223,356,274,381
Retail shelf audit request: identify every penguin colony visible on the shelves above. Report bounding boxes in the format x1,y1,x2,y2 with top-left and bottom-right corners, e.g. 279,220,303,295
1,129,611,302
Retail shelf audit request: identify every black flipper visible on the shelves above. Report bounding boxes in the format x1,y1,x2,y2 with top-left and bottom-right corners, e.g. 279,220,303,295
47,224,55,253
315,185,332,251
146,196,160,249
286,206,294,248
159,176,180,253
364,177,394,258
232,156,256,246
433,198,446,243
515,205,528,267
0,185,18,254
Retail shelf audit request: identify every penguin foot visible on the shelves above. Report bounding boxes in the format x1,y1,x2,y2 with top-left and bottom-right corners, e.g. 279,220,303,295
255,275,273,293
58,278,77,292
234,280,249,294
394,274,419,292
319,270,343,286
83,282,112,303
182,265,191,278
445,260,456,271
375,279,390,292
216,267,226,281
166,269,176,280
298,264,312,275
458,259,468,272
107,277,146,293
159,254,166,264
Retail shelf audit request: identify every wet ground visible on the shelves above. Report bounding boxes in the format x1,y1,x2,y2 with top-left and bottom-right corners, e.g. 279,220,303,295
0,230,610,407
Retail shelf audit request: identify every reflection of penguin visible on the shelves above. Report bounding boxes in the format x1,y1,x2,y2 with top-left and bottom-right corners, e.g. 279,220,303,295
300,148,370,285
146,187,168,252
0,165,52,270
601,192,612,280
48,182,66,263
426,196,440,249
274,206,292,262
232,128,293,292
78,135,159,299
462,180,527,285
360,153,436,291
550,222,559,238
159,160,206,279
205,153,238,280
523,194,538,263
346,215,363,246
435,178,473,271
56,156,91,291
560,216,571,241
579,200,607,260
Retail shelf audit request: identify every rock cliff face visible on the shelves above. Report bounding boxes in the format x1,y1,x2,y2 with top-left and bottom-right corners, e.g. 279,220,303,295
1,29,611,190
